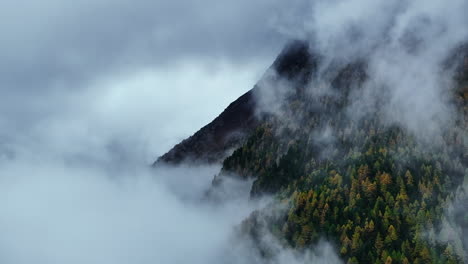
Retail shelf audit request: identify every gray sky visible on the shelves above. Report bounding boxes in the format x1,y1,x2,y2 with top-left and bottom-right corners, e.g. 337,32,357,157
0,1,339,264
0,0,293,163
1,0,466,263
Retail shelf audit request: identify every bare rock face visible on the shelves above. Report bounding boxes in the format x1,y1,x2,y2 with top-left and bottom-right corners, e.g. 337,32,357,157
154,89,258,165
154,41,314,166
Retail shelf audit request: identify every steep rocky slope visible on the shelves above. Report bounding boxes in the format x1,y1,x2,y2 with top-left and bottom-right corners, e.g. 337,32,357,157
154,41,315,165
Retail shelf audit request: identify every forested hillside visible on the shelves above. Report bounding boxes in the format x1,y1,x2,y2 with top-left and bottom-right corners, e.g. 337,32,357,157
212,43,468,264
155,37,468,263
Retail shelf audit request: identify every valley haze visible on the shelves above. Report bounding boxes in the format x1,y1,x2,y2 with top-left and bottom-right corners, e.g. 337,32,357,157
0,0,467,264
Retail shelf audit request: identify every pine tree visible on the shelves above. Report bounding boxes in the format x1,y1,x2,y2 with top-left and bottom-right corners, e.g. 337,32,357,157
387,225,398,241
351,227,362,253
385,256,392,264
405,170,414,186
375,233,384,253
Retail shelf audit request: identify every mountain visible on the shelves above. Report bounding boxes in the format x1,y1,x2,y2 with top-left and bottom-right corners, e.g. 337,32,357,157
154,89,258,165
155,41,468,263
154,41,315,165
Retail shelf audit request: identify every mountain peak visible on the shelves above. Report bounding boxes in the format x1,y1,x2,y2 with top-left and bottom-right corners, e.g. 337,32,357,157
154,40,316,165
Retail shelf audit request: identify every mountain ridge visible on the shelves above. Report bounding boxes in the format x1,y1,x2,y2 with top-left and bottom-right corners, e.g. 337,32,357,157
154,40,314,165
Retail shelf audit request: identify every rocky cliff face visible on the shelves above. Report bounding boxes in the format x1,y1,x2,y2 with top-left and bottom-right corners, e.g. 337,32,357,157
154,41,315,165
155,89,258,165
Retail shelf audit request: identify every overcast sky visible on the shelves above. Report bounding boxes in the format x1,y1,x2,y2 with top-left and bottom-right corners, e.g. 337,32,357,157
0,1,323,263
0,0,296,164
2,0,467,163
1,0,466,263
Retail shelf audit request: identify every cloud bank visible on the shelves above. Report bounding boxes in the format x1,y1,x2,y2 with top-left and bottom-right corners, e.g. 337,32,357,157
256,0,468,141
0,1,344,263
2,0,466,263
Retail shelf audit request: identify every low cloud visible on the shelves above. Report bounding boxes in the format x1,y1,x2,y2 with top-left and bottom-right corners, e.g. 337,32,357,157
0,158,246,263
0,131,341,264
255,0,468,142
3,0,465,263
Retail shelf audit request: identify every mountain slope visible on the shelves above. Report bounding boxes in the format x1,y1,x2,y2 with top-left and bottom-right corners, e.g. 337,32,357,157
155,89,258,165
154,41,314,165
217,44,468,263
156,41,468,263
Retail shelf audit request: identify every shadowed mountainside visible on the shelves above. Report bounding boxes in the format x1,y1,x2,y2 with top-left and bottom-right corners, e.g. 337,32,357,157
154,41,314,165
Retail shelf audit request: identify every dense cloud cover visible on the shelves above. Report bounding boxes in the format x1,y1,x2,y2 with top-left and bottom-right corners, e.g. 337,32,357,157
253,0,468,261
0,0,342,263
257,0,468,139
0,0,290,162
1,0,466,263
0,1,282,263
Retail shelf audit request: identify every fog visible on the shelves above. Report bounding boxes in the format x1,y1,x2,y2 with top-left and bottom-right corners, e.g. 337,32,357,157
256,0,468,141
0,98,339,264
2,0,465,263
0,153,264,264
0,0,346,262
253,1,468,260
